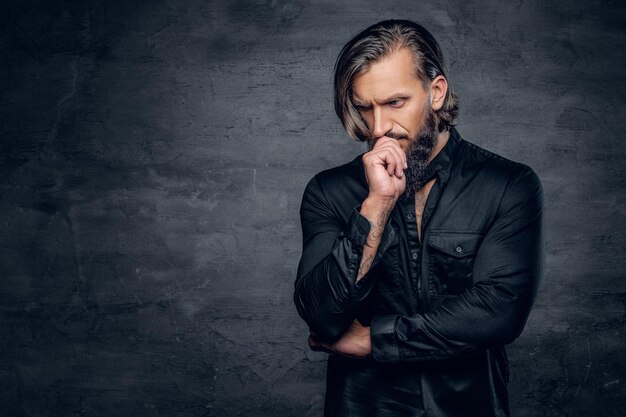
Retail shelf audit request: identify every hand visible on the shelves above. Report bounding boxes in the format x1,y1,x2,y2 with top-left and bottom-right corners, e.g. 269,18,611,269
362,136,407,202
308,320,372,359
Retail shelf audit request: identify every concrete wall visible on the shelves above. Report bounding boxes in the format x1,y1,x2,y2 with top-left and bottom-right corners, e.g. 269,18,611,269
1,0,624,416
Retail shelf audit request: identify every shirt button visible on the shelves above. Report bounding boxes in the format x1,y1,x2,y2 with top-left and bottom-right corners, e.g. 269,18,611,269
406,213,414,220
411,252,418,260
455,246,463,253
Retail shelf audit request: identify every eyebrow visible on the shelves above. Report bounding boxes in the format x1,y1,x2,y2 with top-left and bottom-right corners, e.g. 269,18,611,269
352,93,411,107
351,95,368,107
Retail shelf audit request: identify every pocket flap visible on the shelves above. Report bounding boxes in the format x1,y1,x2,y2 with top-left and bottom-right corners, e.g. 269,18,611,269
427,231,483,258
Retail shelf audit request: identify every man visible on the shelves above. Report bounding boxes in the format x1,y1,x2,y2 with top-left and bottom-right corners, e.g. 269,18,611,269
294,19,544,417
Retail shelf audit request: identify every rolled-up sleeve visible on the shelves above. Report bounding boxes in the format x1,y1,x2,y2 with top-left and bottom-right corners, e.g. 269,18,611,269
371,165,545,362
294,176,396,342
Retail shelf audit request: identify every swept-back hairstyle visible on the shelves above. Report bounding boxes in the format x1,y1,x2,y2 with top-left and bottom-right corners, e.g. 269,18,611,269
334,19,459,141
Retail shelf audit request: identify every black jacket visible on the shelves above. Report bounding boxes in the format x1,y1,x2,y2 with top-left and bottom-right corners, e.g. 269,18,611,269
294,128,545,417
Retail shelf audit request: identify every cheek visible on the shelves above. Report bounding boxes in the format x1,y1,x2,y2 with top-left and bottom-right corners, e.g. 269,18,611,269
397,108,423,134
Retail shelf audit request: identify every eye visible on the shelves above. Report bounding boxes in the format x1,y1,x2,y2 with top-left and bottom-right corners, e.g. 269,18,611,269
388,99,405,108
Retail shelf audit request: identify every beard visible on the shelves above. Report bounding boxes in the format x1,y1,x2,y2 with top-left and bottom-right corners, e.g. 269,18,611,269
401,109,438,200
366,108,439,201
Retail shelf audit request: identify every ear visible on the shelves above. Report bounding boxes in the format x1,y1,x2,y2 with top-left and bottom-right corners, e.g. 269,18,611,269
429,75,448,111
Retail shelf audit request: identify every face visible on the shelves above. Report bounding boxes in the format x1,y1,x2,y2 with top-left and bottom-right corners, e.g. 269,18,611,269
351,47,432,153
352,47,441,197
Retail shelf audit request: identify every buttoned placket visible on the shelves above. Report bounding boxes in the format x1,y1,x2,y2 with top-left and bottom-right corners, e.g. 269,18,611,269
398,166,450,312
374,131,458,312
399,197,422,307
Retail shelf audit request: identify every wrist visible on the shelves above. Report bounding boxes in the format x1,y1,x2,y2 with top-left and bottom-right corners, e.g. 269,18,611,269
360,196,395,223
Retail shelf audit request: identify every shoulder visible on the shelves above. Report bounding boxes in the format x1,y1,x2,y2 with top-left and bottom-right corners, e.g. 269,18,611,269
456,136,541,188
312,153,365,186
302,154,368,203
300,154,368,219
455,136,543,212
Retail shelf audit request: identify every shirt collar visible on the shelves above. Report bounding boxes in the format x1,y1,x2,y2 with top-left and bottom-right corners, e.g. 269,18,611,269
424,126,461,185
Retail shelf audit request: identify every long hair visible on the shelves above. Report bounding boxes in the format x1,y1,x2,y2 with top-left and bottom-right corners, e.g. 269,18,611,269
333,19,459,141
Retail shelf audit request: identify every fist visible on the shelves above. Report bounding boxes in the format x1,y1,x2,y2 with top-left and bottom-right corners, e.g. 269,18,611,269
362,136,407,202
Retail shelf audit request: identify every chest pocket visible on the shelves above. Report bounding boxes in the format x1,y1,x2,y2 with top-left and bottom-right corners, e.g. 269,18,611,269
427,231,484,296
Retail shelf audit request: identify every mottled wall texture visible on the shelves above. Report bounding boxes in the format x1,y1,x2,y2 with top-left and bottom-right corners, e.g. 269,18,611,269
0,0,624,416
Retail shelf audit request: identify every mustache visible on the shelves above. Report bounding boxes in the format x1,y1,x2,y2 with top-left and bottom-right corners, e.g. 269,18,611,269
366,131,409,141
366,131,410,149
383,131,409,141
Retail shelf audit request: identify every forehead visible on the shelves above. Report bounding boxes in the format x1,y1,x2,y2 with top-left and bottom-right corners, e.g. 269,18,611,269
352,47,424,102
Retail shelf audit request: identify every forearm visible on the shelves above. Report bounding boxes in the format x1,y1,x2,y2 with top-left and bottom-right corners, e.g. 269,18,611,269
371,271,541,362
295,139,404,342
355,196,395,282
295,199,397,341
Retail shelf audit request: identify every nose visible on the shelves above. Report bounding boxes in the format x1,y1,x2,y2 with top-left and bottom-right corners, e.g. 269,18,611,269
371,106,392,139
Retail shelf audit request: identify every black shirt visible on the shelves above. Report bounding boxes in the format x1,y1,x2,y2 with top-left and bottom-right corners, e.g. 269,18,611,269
294,128,545,417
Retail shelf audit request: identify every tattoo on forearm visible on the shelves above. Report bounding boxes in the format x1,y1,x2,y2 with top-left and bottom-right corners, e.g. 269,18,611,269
369,208,391,241
357,254,374,281
377,208,391,227
358,204,393,281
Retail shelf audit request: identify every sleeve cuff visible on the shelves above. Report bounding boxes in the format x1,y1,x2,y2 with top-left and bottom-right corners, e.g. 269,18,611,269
346,206,372,247
371,314,401,362
347,205,398,253
347,206,398,293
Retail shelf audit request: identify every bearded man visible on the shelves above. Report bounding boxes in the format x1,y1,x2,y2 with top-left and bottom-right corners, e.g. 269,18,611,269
294,20,544,417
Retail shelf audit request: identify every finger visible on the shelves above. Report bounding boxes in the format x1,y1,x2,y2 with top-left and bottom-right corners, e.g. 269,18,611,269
308,335,332,353
385,151,396,177
368,143,399,177
381,137,407,169
308,334,320,348
386,142,406,178
377,141,405,178
374,137,406,172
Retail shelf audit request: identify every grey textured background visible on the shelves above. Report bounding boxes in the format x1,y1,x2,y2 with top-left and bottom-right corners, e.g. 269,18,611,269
1,0,624,416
